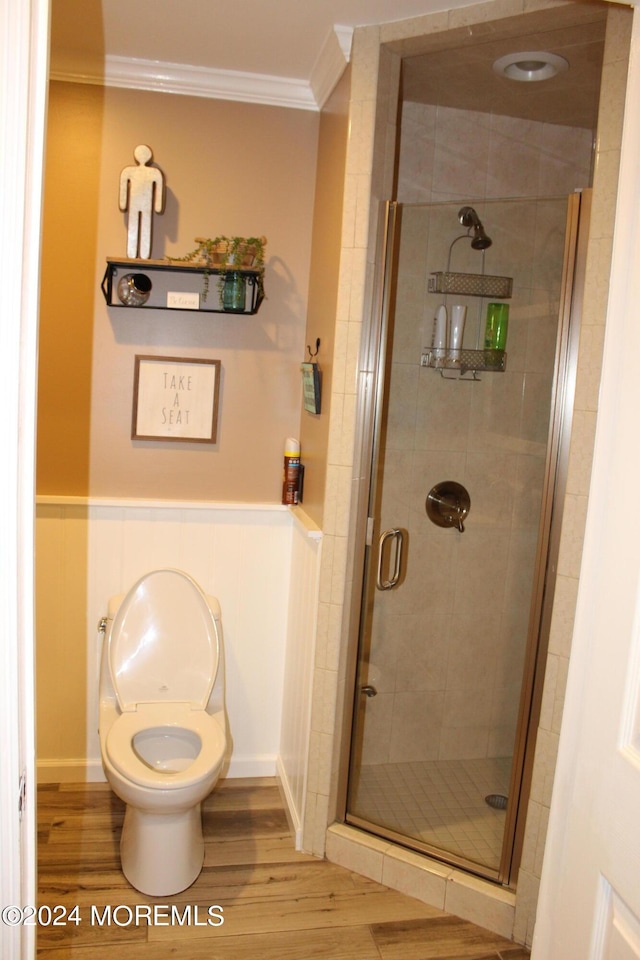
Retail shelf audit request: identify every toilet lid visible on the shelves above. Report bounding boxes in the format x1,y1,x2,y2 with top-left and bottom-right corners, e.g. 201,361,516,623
109,569,219,711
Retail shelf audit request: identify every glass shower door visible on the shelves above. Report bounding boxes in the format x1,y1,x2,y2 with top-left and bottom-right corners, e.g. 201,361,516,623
346,195,582,882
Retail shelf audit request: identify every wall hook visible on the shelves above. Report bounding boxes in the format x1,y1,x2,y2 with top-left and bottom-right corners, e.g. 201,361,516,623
307,338,320,360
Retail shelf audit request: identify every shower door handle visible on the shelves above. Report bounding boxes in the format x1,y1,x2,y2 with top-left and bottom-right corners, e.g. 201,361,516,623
376,528,404,590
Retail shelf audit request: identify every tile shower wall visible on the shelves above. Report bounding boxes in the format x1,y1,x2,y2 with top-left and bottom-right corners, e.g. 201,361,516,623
305,2,630,946
397,102,593,205
364,197,570,767
358,106,593,767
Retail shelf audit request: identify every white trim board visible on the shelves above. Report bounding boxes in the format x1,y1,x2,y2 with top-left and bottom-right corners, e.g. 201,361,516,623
37,755,277,784
50,26,353,111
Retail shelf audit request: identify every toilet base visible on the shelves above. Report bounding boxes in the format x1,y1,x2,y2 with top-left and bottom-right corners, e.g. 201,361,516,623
120,802,205,896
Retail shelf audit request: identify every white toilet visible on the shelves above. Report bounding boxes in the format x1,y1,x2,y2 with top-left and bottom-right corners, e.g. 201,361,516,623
98,568,228,897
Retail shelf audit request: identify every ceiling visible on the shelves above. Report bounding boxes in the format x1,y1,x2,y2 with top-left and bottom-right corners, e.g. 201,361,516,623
50,0,475,81
50,0,609,125
400,8,608,128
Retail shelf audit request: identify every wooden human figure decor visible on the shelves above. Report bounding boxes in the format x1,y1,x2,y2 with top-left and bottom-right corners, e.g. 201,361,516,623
119,144,165,260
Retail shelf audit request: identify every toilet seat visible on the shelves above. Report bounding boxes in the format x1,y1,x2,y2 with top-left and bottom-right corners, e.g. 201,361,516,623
106,702,226,790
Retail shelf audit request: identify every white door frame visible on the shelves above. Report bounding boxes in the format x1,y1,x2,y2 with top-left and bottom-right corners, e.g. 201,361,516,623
0,1,49,958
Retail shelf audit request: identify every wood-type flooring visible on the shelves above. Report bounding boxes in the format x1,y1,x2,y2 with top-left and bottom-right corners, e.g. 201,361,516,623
37,778,530,959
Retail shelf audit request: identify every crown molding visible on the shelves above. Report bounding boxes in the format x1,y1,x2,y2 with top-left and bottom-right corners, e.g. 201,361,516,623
310,25,353,109
49,24,352,112
50,24,353,111
50,54,318,110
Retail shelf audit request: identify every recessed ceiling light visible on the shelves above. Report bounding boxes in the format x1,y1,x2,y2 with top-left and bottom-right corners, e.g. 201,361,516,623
492,51,569,83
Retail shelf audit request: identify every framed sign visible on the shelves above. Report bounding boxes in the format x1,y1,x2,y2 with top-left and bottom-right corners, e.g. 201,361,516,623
301,361,321,415
132,355,221,442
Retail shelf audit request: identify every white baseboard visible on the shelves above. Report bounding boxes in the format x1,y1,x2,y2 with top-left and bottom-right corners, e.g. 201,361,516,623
225,755,277,779
37,755,276,784
37,759,106,784
276,755,303,849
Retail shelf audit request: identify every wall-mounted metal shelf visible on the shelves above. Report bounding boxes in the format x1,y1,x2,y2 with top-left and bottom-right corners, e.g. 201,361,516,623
421,348,507,378
101,258,265,315
428,271,512,300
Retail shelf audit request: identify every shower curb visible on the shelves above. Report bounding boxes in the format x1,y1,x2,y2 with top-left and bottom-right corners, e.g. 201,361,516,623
325,823,517,941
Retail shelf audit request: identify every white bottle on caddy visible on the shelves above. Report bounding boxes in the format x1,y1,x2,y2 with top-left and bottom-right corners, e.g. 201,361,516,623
431,305,448,365
448,304,467,365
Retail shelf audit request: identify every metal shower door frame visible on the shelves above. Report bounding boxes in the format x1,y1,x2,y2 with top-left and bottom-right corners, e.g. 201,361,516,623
335,199,400,824
338,193,589,887
503,189,590,883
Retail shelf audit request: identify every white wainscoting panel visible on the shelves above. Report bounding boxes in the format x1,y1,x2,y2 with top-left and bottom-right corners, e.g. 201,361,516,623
277,507,323,848
36,499,293,783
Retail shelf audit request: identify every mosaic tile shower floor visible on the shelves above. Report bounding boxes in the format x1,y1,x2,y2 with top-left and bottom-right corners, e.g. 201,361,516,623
350,757,511,868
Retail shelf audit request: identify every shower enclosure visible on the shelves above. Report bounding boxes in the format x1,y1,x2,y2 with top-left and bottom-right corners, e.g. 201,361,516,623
345,192,587,884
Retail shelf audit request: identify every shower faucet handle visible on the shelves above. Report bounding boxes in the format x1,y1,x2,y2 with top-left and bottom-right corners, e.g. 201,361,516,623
426,481,471,533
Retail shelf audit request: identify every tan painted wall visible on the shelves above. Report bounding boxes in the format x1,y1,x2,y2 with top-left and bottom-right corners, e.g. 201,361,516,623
37,82,319,501
37,83,104,496
299,68,351,527
35,504,89,768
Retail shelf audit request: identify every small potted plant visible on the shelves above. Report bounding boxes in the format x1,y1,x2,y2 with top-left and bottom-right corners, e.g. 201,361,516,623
167,236,266,310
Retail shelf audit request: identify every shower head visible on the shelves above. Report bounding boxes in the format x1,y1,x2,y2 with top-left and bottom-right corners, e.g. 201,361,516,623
458,206,492,250
470,225,492,250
